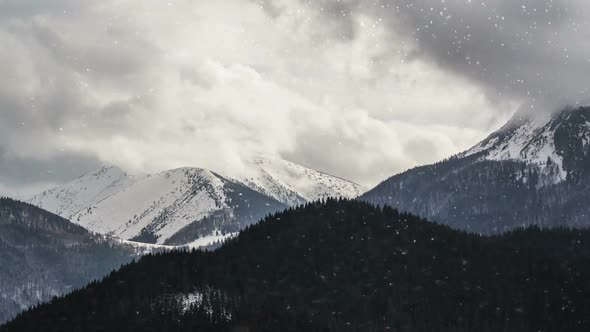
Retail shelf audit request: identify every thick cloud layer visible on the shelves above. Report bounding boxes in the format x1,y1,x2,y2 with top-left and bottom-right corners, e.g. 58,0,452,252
300,0,590,109
2,0,584,196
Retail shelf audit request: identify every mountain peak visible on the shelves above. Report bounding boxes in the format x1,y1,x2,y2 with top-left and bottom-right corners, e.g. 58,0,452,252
361,105,590,234
28,165,136,218
78,165,127,179
463,106,590,184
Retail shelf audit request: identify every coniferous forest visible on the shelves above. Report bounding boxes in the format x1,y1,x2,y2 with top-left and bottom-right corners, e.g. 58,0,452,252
0,198,138,324
2,199,589,332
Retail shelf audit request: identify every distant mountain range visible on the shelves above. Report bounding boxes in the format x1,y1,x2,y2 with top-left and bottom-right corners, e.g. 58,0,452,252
27,107,590,237
27,108,590,238
0,198,147,324
361,106,590,233
29,156,365,244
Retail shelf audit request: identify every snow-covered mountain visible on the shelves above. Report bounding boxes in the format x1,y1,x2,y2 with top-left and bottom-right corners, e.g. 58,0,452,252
29,157,364,244
31,167,284,244
361,106,590,233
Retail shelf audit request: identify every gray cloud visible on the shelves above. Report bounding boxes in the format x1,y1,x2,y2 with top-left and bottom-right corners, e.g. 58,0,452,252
293,0,590,111
403,137,438,166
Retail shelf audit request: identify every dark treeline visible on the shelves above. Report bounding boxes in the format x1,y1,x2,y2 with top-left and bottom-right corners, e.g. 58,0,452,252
2,199,590,331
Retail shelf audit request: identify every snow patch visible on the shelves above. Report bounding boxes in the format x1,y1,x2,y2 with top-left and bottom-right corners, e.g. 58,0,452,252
185,232,237,249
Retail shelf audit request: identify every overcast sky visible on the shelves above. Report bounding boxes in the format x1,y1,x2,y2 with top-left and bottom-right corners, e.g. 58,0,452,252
1,0,590,197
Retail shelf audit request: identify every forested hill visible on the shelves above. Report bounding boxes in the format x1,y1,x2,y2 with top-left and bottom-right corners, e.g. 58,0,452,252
0,198,138,324
3,199,590,332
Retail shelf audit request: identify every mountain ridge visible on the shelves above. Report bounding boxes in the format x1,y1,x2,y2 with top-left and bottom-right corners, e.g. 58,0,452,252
361,106,590,233
28,156,365,244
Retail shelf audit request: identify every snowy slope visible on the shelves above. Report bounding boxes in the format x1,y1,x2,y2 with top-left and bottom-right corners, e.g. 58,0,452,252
462,109,580,184
69,167,281,244
72,168,225,241
28,166,139,218
236,155,366,206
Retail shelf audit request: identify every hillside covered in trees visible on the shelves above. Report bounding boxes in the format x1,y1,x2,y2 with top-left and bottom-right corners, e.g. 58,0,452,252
2,199,590,331
0,198,140,323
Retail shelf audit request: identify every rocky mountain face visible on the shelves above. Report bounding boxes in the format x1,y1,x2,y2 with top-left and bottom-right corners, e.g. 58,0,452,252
29,156,365,244
0,198,142,324
361,107,590,233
